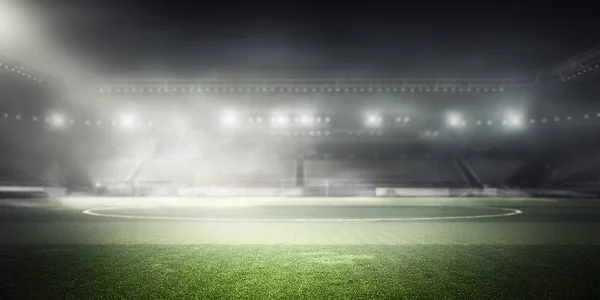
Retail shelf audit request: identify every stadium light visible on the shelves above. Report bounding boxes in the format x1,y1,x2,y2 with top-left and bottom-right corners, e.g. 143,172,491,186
219,111,238,128
447,113,462,127
270,115,290,127
47,112,65,128
119,114,138,130
365,113,382,127
505,113,523,128
299,114,314,126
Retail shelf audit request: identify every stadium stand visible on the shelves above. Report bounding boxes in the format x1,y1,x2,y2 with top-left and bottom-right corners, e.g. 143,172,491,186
465,157,523,186
550,154,600,184
86,157,142,183
0,158,40,184
304,159,468,186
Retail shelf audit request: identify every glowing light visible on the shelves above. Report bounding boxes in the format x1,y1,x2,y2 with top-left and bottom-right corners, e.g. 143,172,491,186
0,4,19,42
505,113,523,128
271,115,290,127
447,113,462,127
365,114,382,127
299,114,314,126
120,114,137,130
47,112,65,127
219,111,238,128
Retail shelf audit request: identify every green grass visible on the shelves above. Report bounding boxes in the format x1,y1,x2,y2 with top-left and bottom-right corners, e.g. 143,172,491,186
1,245,599,299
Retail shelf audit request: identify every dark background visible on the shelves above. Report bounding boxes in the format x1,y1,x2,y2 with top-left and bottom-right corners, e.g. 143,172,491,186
23,0,600,76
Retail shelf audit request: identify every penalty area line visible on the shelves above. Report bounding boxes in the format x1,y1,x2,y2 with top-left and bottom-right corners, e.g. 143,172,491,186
81,207,523,222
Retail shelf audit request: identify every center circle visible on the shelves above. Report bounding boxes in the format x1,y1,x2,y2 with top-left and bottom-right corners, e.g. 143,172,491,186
82,205,522,221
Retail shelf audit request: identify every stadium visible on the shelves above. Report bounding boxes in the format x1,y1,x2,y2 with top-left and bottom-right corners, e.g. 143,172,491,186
1,1,600,299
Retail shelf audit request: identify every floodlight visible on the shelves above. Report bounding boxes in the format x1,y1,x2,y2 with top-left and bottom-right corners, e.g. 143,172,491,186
447,113,462,127
299,114,314,126
219,111,238,128
271,115,290,127
365,114,382,127
119,114,137,130
506,113,523,128
47,112,65,128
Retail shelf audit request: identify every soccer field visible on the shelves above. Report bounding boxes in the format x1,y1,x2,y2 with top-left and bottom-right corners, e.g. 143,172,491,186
1,245,599,299
1,197,599,299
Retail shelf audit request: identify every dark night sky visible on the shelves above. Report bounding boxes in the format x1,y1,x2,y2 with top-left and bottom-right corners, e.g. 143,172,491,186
25,0,600,76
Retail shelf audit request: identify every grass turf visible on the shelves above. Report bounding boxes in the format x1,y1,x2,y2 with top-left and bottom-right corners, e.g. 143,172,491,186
1,245,599,299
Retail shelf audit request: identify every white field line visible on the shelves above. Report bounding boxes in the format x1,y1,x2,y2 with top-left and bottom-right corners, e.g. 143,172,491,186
82,207,523,222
